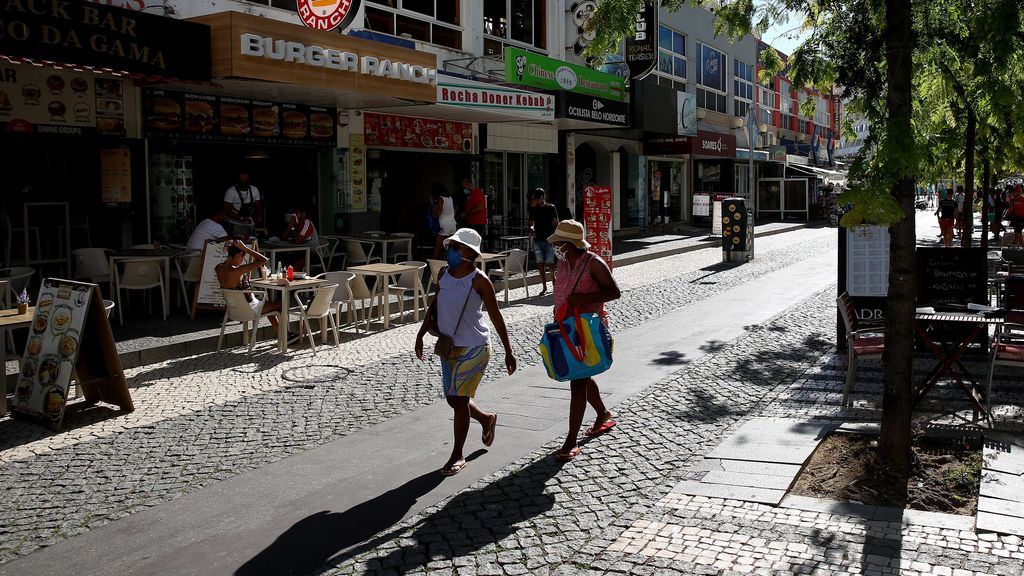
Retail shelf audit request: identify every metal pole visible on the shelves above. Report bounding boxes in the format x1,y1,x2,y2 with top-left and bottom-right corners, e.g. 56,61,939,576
747,107,758,258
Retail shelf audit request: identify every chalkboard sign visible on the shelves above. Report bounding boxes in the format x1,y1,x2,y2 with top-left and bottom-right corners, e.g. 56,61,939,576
191,240,258,319
916,247,987,308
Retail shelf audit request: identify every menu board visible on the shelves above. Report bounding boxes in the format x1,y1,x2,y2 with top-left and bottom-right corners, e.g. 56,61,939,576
917,247,987,307
144,89,336,146
363,112,473,152
192,239,258,317
349,134,367,212
100,149,132,203
846,226,889,297
583,186,613,268
0,64,125,136
15,279,92,421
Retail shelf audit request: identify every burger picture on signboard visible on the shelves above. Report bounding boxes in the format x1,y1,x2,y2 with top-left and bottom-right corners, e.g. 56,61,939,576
252,107,279,137
184,101,215,133
310,112,334,140
219,104,250,136
281,110,308,139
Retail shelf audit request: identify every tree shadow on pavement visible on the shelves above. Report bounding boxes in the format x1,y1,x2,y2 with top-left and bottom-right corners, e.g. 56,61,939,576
234,450,487,576
324,453,567,575
126,350,290,390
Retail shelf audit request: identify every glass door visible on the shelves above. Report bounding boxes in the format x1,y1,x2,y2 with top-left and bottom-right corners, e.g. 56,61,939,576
505,152,525,230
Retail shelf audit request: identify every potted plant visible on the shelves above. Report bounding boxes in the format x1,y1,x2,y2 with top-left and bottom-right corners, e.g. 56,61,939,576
16,289,29,315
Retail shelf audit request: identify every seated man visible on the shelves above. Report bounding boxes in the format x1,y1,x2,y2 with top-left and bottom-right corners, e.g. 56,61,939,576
215,240,296,341
280,207,319,272
186,210,229,254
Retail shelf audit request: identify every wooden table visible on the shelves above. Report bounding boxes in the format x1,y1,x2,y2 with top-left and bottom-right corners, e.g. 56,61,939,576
261,241,312,275
345,234,413,263
0,306,33,416
347,263,420,330
251,278,327,352
110,248,181,311
914,311,1005,420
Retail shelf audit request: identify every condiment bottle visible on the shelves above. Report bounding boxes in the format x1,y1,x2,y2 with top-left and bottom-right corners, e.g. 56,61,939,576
287,265,294,281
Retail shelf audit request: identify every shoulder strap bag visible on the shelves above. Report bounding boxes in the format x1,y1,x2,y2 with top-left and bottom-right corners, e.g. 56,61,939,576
432,270,474,358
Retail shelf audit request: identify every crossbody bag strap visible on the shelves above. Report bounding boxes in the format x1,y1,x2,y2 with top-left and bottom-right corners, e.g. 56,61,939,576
450,271,476,335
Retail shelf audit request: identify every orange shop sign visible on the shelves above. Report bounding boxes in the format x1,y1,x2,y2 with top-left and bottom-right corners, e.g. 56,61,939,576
296,0,361,32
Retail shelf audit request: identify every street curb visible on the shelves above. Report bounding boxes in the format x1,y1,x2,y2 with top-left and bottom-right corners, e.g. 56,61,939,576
99,222,816,371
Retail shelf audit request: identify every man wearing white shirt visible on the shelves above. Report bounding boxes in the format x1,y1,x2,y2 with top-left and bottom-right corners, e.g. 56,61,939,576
223,170,263,225
186,211,229,253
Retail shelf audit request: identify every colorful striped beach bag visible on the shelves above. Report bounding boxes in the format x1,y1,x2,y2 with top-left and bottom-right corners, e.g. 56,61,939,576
538,308,613,382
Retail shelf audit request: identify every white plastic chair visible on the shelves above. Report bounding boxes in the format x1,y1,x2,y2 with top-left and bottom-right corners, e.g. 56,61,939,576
426,259,446,293
217,289,280,354
316,236,342,272
114,258,166,325
103,299,115,318
389,233,416,262
316,272,358,331
72,248,114,284
172,253,202,312
349,274,379,331
388,261,427,323
488,249,530,303
292,283,340,353
343,239,380,266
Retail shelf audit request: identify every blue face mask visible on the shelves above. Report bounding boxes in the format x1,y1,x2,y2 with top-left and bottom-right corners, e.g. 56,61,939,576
447,248,466,268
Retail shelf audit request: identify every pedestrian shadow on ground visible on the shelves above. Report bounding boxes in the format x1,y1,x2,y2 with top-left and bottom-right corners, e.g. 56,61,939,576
320,452,567,575
233,450,488,576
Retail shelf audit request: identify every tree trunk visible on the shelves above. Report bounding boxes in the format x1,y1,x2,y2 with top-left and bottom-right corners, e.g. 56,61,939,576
961,109,977,247
877,0,916,487
982,157,990,251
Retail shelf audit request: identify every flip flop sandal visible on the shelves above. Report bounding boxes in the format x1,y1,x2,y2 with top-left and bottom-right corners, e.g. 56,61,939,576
554,446,582,462
440,460,467,476
585,419,617,437
482,414,498,447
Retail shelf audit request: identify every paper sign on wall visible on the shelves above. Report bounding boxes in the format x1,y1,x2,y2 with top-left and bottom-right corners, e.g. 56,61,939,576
583,186,613,268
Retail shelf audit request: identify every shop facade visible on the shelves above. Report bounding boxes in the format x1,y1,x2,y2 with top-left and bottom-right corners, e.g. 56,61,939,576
0,1,212,269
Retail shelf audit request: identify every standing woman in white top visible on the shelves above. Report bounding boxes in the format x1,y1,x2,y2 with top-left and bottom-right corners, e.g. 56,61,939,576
432,183,458,259
416,228,516,476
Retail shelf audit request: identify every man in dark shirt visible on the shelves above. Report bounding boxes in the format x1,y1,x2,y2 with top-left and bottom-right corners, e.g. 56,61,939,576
528,188,560,295
936,190,957,248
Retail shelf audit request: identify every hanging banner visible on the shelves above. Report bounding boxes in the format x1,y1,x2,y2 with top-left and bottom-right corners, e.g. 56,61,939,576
676,91,697,136
349,134,366,212
566,133,576,218
583,186,613,268
624,0,658,81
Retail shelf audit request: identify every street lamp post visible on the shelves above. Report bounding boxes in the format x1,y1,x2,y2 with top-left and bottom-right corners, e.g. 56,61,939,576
745,106,760,257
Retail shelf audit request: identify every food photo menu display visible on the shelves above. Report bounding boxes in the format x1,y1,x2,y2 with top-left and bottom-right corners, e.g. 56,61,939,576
15,279,91,422
144,89,336,146
0,64,126,136
583,186,614,268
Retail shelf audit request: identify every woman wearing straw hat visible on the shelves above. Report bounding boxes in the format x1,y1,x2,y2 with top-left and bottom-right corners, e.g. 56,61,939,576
416,228,516,476
547,220,621,461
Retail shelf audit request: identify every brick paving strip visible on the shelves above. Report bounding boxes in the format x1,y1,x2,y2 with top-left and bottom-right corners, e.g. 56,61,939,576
0,230,834,565
323,287,1024,576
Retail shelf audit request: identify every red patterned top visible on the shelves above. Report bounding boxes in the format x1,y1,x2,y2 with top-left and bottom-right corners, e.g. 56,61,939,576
554,251,606,320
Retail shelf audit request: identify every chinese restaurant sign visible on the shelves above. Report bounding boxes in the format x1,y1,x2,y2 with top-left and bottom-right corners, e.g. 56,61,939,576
624,0,658,81
143,89,336,146
0,64,126,136
363,112,473,152
583,186,613,268
0,0,211,80
437,76,554,120
504,47,626,102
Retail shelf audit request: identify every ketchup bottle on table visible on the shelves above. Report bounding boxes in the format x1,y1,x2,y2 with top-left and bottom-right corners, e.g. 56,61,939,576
286,265,294,281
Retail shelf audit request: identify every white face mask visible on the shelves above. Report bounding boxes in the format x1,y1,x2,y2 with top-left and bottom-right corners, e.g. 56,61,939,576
554,244,569,262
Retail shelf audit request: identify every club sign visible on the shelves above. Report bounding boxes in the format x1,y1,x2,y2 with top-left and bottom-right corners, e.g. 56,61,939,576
624,0,658,81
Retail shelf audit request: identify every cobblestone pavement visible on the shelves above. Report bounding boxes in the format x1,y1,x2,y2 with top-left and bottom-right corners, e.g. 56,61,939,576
322,288,1024,576
0,228,836,564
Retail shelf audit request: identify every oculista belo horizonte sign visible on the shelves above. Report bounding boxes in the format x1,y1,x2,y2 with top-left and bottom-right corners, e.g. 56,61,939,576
240,33,436,85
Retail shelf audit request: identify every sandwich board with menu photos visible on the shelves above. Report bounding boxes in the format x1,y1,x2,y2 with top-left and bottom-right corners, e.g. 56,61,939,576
13,279,132,431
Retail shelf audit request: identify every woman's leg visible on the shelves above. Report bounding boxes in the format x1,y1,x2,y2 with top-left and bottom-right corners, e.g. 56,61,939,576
445,395,470,469
585,378,614,431
560,379,589,453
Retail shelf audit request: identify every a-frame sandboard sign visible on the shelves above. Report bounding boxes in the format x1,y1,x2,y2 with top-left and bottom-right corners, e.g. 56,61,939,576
191,239,259,319
13,278,132,431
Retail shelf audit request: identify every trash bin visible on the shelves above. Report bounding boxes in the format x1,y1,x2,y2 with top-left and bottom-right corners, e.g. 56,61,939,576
721,197,753,263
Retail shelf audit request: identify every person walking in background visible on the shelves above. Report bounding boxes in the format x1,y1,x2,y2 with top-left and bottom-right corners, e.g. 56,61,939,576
547,220,621,462
936,190,957,248
459,177,488,249
1009,185,1024,248
954,185,965,238
415,228,516,476
432,183,457,259
528,188,559,295
988,185,1005,242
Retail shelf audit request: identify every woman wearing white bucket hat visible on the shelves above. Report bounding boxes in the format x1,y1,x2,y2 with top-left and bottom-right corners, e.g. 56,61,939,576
547,219,621,462
416,227,516,476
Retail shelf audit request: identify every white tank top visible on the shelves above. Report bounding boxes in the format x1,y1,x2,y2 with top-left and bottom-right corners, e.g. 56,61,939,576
438,269,489,348
439,196,457,234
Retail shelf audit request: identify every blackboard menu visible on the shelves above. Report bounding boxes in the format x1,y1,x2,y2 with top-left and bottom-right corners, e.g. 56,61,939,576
143,89,336,146
916,247,987,308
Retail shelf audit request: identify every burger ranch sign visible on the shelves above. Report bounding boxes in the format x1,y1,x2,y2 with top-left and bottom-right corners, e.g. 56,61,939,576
240,33,436,85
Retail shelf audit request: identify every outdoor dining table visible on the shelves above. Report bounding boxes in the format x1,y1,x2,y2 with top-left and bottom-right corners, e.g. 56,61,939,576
250,277,327,353
0,306,34,416
913,310,1005,421
345,233,413,264
347,263,420,330
109,247,181,311
261,241,312,275
499,235,531,252
478,252,507,272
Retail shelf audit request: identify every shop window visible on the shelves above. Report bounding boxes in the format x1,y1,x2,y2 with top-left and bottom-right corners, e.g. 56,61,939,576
366,7,396,35
268,0,297,11
432,24,462,49
403,0,434,18
396,14,431,42
696,42,726,114
733,59,753,117
759,86,777,110
654,25,687,87
484,0,547,52
733,100,750,119
365,2,462,49
697,88,727,114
